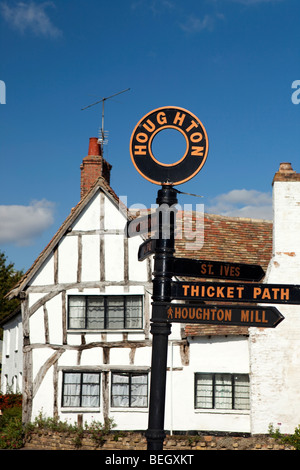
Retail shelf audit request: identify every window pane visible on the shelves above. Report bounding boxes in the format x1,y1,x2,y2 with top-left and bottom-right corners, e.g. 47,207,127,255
63,373,81,407
69,296,85,329
234,374,250,410
63,372,100,408
111,373,129,407
81,373,100,407
195,374,213,409
107,297,124,329
215,374,232,409
87,297,104,329
126,296,142,328
131,375,148,407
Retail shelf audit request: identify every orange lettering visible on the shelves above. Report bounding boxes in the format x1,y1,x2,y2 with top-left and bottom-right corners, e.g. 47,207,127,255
143,119,155,132
186,120,198,133
190,132,203,142
191,285,199,296
173,111,186,127
134,145,147,155
136,132,148,143
191,146,204,156
206,286,215,297
236,286,244,298
281,288,289,300
241,310,249,322
182,285,190,296
227,287,234,298
253,287,261,299
157,112,167,125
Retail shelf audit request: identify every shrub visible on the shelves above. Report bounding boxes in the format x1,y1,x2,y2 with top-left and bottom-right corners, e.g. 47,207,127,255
26,411,116,448
269,423,300,450
0,393,22,412
0,407,24,449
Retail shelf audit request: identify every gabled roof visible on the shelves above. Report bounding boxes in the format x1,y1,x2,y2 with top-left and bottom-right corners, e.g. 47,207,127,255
7,176,129,300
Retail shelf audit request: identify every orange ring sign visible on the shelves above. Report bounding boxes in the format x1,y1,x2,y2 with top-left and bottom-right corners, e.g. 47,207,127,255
129,106,209,185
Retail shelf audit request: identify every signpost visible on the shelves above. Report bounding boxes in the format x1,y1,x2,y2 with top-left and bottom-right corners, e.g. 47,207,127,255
125,212,158,238
172,281,300,305
173,257,265,281
160,302,283,328
127,105,295,451
138,238,156,261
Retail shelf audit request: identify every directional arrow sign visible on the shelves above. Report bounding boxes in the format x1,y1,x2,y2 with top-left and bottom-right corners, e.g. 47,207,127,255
125,212,158,238
172,281,300,305
138,238,156,261
165,303,284,328
173,258,265,282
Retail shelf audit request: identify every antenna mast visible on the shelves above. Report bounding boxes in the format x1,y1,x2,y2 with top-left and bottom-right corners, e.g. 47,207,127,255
81,88,130,153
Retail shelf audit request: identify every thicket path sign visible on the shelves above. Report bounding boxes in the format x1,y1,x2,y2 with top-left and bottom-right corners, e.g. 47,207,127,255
172,281,300,304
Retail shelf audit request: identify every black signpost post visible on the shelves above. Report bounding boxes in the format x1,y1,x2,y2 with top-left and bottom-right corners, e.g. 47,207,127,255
144,185,178,450
126,106,297,451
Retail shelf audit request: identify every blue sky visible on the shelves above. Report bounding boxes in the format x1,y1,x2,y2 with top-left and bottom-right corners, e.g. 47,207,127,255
0,0,300,272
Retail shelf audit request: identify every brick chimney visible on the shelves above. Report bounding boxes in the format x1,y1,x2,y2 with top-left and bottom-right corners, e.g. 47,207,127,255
80,137,112,198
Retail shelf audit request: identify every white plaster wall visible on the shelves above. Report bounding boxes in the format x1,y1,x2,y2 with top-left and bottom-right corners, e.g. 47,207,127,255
104,234,124,281
81,234,100,281
72,193,100,231
128,236,149,282
30,253,54,286
250,179,300,434
163,337,250,433
29,306,45,344
104,196,126,231
58,236,78,283
47,294,63,345
1,314,23,393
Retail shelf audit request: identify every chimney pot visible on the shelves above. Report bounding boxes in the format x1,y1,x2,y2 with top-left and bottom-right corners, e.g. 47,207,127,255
278,162,295,174
80,137,112,198
88,137,101,156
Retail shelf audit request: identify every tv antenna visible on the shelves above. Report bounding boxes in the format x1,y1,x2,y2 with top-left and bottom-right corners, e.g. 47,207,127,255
81,88,130,153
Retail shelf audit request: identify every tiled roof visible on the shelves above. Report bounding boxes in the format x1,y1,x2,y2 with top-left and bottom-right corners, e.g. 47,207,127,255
175,212,272,271
174,212,273,337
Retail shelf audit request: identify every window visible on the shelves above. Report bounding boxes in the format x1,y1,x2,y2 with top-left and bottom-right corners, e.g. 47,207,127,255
111,372,148,408
62,372,101,407
195,373,250,410
68,295,143,330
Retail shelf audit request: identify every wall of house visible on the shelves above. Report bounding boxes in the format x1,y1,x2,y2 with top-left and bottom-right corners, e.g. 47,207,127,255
1,314,23,393
25,188,154,428
164,335,251,434
250,170,300,434
22,185,252,434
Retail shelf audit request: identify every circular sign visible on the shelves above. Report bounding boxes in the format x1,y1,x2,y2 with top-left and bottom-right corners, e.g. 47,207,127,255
129,106,209,185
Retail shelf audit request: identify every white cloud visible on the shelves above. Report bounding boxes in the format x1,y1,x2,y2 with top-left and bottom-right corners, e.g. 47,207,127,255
0,199,55,246
0,1,62,37
206,189,273,219
179,14,216,33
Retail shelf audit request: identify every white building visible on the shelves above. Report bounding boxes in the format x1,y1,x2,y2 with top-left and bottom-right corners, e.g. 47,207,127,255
0,308,23,393
4,138,300,435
